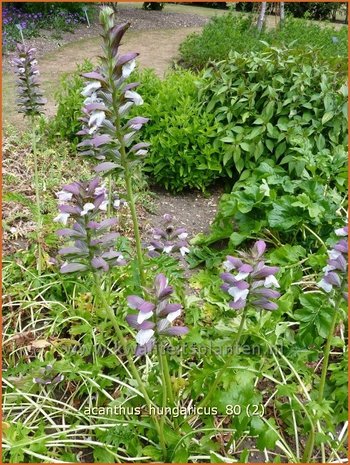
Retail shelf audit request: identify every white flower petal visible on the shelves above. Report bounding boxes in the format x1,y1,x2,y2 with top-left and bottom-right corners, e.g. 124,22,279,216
57,190,73,202
81,81,101,97
53,213,70,225
136,149,148,156
122,59,136,79
264,275,280,288
318,279,332,293
137,311,154,324
228,287,249,302
329,249,342,260
223,260,235,272
136,329,154,346
163,246,173,254
80,203,95,216
94,185,106,196
180,246,190,256
89,111,105,129
98,200,108,212
119,101,133,116
235,271,250,281
335,227,347,237
167,309,181,323
178,232,188,240
125,90,143,106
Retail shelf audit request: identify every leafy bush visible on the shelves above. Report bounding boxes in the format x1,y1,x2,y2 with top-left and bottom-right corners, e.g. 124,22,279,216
48,60,94,146
179,13,348,75
193,149,347,250
179,14,257,70
197,47,347,176
132,68,226,192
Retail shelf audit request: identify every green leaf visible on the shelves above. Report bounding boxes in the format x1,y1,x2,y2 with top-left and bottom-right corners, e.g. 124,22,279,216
93,447,115,463
256,419,279,450
322,111,334,125
240,142,251,152
269,245,306,265
142,445,162,461
230,232,246,246
295,294,333,340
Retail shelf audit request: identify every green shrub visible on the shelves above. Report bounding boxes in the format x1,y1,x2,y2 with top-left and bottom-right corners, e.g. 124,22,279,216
179,14,257,70
179,13,348,75
193,145,347,250
48,60,94,147
133,69,225,192
284,2,345,21
197,47,347,177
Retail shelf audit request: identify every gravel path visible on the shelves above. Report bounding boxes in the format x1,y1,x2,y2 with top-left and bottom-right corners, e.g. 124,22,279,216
3,5,208,71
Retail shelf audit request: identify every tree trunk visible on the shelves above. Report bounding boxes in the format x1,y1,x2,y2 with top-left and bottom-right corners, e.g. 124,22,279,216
280,2,285,27
257,2,267,32
345,3,348,24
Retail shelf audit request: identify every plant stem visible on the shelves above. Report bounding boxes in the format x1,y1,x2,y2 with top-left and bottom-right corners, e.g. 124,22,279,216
93,274,166,455
302,293,341,462
160,346,179,430
157,342,167,436
31,117,43,275
111,84,145,287
123,158,146,286
198,309,247,409
161,350,175,405
107,174,113,219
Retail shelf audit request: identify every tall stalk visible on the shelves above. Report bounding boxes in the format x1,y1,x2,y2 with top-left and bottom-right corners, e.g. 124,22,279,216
198,308,247,409
93,274,166,455
302,292,342,462
31,116,43,275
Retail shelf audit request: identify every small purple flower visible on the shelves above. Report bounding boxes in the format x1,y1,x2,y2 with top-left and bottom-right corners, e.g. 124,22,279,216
33,364,64,386
318,224,348,299
221,240,280,311
126,274,188,355
146,214,190,258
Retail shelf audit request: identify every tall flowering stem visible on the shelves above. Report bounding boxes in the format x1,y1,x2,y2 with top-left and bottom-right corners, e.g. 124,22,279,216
197,240,280,410
303,225,348,462
78,7,149,286
13,44,46,274
126,274,187,430
54,185,166,456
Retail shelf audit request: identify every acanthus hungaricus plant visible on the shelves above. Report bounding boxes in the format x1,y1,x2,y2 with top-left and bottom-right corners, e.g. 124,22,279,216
12,43,46,117
12,42,47,275
76,7,151,285
221,240,280,311
146,213,190,258
126,273,188,355
54,177,126,273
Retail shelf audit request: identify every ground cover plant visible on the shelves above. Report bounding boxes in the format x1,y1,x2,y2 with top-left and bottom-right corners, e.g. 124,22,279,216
2,4,348,464
179,13,348,76
2,3,91,52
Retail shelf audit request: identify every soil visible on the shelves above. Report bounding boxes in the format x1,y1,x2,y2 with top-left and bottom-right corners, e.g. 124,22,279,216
143,186,223,238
